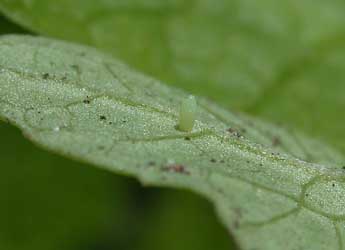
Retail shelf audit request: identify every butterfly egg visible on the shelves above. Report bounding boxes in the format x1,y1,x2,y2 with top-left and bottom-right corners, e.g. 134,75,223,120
178,95,197,132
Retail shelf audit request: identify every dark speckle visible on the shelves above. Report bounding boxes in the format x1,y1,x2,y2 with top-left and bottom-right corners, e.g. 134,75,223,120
71,64,80,71
148,161,156,166
227,128,236,133
108,122,113,125
42,73,49,79
161,164,190,175
100,115,107,121
210,158,217,163
83,96,90,104
332,183,336,187
342,166,345,170
305,193,309,197
184,136,191,141
227,128,242,138
272,136,281,147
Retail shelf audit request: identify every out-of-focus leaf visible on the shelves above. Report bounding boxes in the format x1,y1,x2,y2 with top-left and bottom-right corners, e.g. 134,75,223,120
1,35,345,250
1,0,345,153
0,14,27,34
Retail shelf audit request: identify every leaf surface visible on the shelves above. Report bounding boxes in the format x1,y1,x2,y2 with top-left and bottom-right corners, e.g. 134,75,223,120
1,35,345,250
1,0,345,153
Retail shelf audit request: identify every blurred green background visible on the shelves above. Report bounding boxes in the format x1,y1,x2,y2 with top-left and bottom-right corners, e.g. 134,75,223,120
0,15,235,250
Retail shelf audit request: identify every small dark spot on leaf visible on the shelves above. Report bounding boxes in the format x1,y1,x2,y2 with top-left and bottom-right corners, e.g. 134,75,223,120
332,183,336,187
83,99,90,104
184,136,191,141
210,158,217,163
259,163,263,167
100,115,107,121
108,122,113,125
227,128,235,133
241,128,246,133
272,136,281,147
122,120,127,123
305,193,309,197
71,64,80,71
161,164,190,175
42,73,49,79
227,128,242,138
342,166,345,170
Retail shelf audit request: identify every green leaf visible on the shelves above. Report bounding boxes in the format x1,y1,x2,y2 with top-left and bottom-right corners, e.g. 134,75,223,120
0,14,27,35
1,0,345,154
1,35,345,250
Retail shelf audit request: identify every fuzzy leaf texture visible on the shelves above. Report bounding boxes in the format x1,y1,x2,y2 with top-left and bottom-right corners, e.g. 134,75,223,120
1,35,345,250
1,0,345,154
